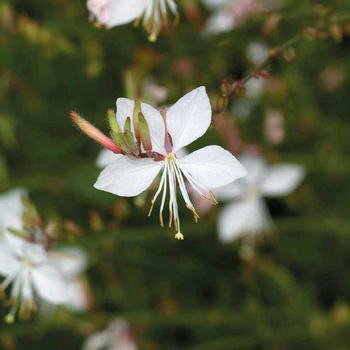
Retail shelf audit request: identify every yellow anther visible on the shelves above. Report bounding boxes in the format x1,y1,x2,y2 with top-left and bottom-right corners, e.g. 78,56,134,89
201,195,217,205
159,212,164,227
169,210,173,228
210,191,219,205
148,200,155,217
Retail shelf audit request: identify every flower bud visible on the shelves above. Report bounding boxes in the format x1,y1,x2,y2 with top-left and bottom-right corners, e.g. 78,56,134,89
123,131,138,154
216,96,227,113
133,98,141,142
268,46,281,58
108,109,121,134
283,47,297,63
138,112,152,152
70,111,121,154
220,80,230,96
124,117,132,134
303,27,317,40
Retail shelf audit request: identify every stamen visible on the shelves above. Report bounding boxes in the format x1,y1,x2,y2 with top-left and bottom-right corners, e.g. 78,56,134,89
159,212,164,227
169,209,173,228
148,200,154,217
210,191,219,205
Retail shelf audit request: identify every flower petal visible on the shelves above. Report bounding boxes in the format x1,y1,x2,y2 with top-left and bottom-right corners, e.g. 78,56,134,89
0,241,21,277
261,164,305,197
108,0,148,27
65,279,90,312
116,98,166,154
238,154,269,185
32,264,68,305
178,145,247,189
0,189,26,234
94,156,164,197
218,198,273,243
167,87,212,153
96,149,123,168
49,248,88,278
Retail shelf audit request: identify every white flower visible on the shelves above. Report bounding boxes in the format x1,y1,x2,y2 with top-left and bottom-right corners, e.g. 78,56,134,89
203,0,262,34
83,318,137,350
87,0,178,42
49,248,90,312
93,87,247,240
217,154,305,244
0,190,68,322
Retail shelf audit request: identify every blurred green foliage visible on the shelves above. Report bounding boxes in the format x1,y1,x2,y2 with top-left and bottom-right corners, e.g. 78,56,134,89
1,0,350,349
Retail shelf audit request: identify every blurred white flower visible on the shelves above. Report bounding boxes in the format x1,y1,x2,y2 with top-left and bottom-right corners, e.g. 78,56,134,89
94,87,247,240
83,318,137,350
0,190,69,322
49,248,90,312
246,42,268,67
0,236,67,323
203,0,262,34
217,154,305,244
87,0,178,41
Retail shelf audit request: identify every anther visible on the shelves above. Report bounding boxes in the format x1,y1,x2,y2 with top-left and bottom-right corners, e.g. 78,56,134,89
148,200,155,217
159,212,164,227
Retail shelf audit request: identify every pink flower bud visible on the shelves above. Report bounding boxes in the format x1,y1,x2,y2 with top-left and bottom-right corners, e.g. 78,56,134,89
70,111,121,154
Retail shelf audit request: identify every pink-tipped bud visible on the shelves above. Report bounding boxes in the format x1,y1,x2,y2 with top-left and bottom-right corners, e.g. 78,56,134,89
70,111,121,154
220,79,230,96
231,80,246,98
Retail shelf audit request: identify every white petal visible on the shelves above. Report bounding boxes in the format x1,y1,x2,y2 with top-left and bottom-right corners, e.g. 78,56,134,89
213,180,244,201
238,154,269,185
83,331,110,350
94,156,164,197
218,198,273,243
65,279,90,312
32,264,68,305
108,0,148,27
167,87,212,153
261,164,305,197
22,241,49,265
116,98,166,154
179,146,247,189
49,248,88,278
96,149,123,168
0,241,21,276
0,189,26,234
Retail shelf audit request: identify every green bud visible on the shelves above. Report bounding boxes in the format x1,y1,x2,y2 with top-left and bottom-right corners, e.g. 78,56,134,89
123,131,138,154
124,117,132,134
111,131,129,153
138,112,152,152
133,98,141,142
108,109,121,134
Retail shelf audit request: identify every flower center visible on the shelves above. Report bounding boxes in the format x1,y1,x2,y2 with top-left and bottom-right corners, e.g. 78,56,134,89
137,0,178,42
148,152,218,240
